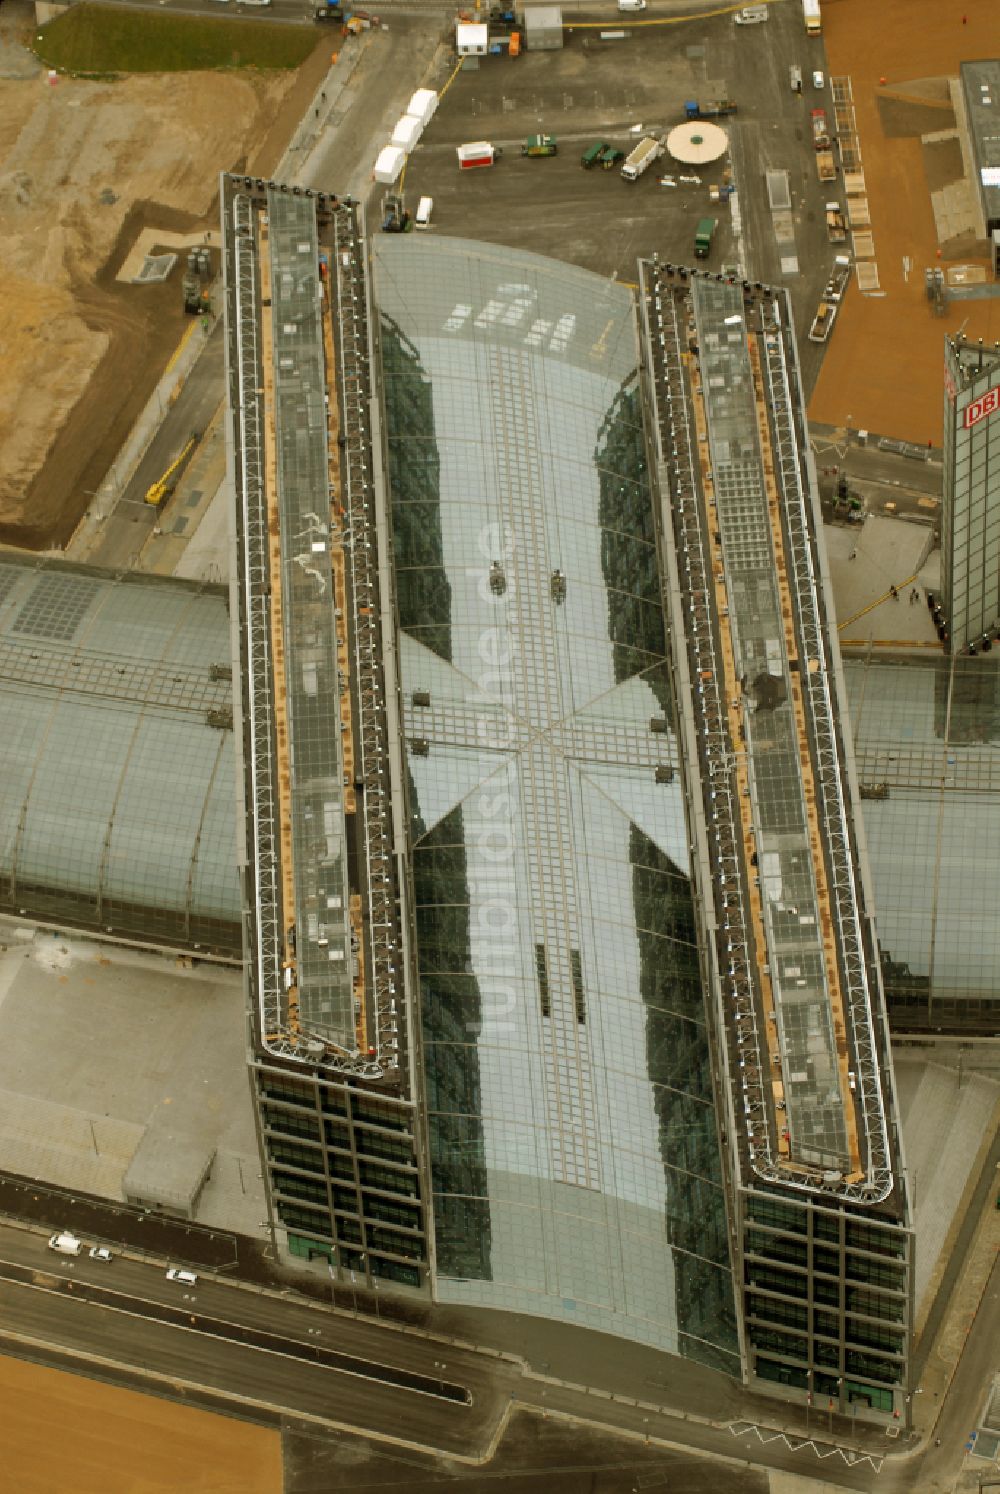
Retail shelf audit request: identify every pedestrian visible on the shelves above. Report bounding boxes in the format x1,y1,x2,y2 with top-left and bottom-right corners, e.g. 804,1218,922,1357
849,547,858,561
909,588,917,605
890,585,898,601
961,14,967,23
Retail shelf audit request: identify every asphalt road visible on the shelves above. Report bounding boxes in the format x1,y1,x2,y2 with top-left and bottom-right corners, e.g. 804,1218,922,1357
89,318,226,570
0,1223,896,1490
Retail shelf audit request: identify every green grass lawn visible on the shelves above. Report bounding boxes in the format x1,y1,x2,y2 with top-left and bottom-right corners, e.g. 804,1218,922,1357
35,3,318,75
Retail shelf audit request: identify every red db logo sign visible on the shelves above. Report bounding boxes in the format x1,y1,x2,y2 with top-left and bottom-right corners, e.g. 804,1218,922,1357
964,387,1000,429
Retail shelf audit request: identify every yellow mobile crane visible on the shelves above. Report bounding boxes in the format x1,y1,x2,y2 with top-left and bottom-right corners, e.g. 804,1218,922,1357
144,434,198,507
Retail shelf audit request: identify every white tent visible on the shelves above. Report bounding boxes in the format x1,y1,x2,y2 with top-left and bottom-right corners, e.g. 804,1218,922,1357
391,114,423,151
373,145,405,184
407,88,438,124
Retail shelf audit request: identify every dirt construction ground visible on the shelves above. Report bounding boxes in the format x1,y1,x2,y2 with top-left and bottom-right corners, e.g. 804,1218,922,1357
808,0,1000,445
0,2,330,547
2,1352,281,1494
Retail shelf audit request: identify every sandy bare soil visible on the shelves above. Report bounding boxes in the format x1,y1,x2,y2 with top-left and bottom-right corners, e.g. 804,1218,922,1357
1,1353,281,1494
808,0,1000,445
0,3,325,545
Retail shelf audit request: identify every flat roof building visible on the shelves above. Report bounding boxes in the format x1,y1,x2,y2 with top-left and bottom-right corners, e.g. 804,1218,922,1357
960,61,1000,239
641,262,910,1418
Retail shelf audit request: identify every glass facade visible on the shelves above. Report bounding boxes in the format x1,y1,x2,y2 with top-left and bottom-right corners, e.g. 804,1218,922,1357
374,237,737,1367
742,1187,911,1414
0,556,240,954
842,650,1000,1031
942,338,1000,653
255,1060,427,1287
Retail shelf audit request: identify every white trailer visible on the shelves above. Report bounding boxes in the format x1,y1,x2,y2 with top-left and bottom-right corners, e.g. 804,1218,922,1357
621,135,664,181
457,141,499,169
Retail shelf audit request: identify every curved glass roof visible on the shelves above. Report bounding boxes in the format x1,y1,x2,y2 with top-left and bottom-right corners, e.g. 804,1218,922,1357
0,557,240,954
374,237,738,1370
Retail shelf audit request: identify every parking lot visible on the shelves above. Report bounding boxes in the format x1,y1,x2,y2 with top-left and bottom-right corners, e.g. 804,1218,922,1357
378,2,838,388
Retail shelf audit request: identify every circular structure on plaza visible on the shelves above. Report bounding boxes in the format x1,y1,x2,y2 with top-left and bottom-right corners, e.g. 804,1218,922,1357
665,120,728,165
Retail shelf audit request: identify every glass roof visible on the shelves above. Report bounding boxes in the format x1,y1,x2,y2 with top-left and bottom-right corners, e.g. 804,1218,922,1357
374,237,737,1369
0,558,240,949
843,650,1000,1011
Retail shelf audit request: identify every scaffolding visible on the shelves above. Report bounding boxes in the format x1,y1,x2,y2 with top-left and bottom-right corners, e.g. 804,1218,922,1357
331,207,403,1076
231,188,286,1047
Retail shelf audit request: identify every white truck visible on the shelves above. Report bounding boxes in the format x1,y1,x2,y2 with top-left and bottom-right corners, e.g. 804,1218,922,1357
802,0,821,34
621,135,664,181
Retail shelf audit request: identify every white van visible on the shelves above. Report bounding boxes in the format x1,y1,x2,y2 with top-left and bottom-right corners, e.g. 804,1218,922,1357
48,1232,83,1256
735,5,768,22
618,0,646,11
415,196,434,229
166,1267,199,1286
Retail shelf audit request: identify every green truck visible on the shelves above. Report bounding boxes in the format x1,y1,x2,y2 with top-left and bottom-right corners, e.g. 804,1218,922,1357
582,141,624,169
695,217,717,258
522,134,557,157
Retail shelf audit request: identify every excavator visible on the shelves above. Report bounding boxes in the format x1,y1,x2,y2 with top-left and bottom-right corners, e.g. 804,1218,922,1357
144,434,199,507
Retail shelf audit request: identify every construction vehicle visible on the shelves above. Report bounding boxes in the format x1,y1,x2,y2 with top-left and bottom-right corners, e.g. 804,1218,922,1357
925,265,947,315
808,299,836,343
621,135,664,181
582,141,608,168
823,255,852,302
802,0,821,34
380,193,411,232
825,202,846,241
457,141,500,169
343,9,379,33
816,148,836,182
522,134,557,157
144,435,198,507
599,144,624,169
694,217,717,258
810,108,829,148
181,247,211,315
684,99,737,120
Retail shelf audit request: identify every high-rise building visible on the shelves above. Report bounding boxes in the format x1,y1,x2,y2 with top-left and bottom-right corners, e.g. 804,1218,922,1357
941,335,1000,654
641,262,911,1420
221,177,911,1422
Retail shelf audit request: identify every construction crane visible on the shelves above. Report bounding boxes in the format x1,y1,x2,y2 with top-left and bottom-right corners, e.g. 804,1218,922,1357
144,434,198,507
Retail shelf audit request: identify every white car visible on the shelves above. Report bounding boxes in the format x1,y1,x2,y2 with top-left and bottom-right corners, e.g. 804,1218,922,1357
617,0,646,11
813,69,825,89
735,5,768,23
166,1267,198,1286
89,1245,113,1262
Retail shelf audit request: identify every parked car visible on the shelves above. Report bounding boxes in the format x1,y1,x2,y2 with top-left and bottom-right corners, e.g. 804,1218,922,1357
166,1267,198,1286
813,69,825,89
735,5,768,23
89,1245,113,1263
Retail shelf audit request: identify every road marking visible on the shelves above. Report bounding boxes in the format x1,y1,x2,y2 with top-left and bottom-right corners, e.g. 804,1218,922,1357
164,320,199,377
